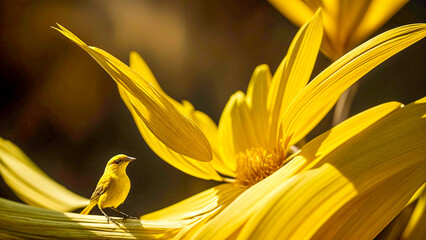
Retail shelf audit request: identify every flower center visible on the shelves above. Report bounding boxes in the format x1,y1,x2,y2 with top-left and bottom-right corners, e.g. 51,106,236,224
235,147,284,186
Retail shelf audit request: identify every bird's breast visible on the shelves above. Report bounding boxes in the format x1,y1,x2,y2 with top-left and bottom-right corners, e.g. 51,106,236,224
98,174,131,208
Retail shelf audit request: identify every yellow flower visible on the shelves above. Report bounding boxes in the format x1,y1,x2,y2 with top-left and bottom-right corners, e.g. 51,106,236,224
0,10,425,239
269,0,409,60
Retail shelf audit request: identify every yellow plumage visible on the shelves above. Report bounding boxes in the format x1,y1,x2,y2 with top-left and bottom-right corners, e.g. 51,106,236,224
80,154,136,225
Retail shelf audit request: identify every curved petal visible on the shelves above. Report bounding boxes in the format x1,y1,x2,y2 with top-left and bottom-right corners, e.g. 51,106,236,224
192,156,309,239
268,0,313,29
128,52,234,177
336,0,371,54
246,64,272,149
0,197,187,239
142,183,244,221
282,23,426,148
180,101,235,177
350,0,409,49
118,86,222,180
218,92,258,171
268,9,323,145
295,101,403,171
401,187,426,240
0,138,88,212
143,184,245,239
54,24,212,162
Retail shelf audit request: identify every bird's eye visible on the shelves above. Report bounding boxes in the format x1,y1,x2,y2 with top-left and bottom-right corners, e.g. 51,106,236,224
115,160,121,164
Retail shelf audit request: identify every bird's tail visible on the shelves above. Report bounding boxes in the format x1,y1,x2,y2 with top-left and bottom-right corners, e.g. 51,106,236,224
80,201,96,215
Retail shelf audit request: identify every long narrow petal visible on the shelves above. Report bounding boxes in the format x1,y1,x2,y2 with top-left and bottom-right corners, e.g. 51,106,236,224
282,24,426,147
142,183,244,221
218,92,257,171
118,86,222,180
336,0,371,53
192,156,309,239
0,197,187,239
180,101,235,177
246,64,272,149
268,0,314,28
350,0,409,50
143,183,245,239
401,188,426,240
0,138,88,212
128,52,234,177
268,9,323,145
294,101,403,171
54,25,212,162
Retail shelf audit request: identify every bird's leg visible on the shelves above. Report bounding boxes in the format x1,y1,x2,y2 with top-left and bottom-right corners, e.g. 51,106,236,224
99,207,120,227
111,207,138,222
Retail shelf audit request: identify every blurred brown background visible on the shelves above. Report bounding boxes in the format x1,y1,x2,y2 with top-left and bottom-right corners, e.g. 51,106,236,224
0,0,425,216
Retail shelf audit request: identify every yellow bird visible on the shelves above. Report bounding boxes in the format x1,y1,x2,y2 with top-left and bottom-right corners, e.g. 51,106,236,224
80,154,136,225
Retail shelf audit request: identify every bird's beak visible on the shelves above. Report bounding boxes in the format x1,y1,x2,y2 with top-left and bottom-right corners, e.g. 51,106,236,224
126,156,136,162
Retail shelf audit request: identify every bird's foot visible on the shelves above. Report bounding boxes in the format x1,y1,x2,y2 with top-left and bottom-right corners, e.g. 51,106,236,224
111,207,138,222
122,215,138,222
106,216,120,227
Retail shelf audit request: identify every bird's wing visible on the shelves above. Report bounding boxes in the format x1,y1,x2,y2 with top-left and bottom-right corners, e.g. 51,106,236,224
90,175,110,201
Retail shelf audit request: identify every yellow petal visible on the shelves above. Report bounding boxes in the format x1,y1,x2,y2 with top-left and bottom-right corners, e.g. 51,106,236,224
246,64,272,149
128,52,234,177
129,51,165,96
401,188,426,240
268,9,323,145
350,0,410,50
118,86,222,180
336,0,371,53
143,184,245,239
268,0,314,29
192,156,309,239
0,138,88,212
0,197,187,239
218,92,257,169
143,183,244,221
282,24,426,148
180,101,235,177
54,24,212,162
297,101,403,171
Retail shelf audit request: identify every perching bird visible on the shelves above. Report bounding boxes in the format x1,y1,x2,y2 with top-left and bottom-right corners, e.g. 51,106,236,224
80,154,137,226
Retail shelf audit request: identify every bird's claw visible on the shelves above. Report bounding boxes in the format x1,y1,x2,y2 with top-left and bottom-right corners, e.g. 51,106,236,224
106,216,120,227
122,216,138,222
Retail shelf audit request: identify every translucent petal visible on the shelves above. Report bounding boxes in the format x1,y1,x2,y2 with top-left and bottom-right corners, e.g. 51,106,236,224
268,9,323,145
143,183,244,221
0,138,88,212
192,157,308,239
0,197,187,239
282,24,426,148
180,101,235,177
268,0,314,29
118,86,222,180
296,101,403,171
350,0,409,49
54,24,212,162
128,52,233,177
336,0,371,53
218,92,257,171
401,187,426,240
246,64,272,149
